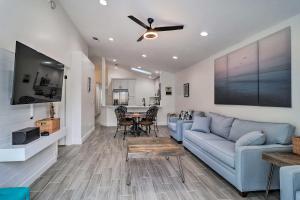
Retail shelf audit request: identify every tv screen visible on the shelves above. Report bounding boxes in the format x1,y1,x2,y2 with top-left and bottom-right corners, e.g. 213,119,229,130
11,42,64,105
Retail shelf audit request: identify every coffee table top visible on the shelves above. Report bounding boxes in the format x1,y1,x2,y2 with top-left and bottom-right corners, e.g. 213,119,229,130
127,137,184,158
262,152,300,167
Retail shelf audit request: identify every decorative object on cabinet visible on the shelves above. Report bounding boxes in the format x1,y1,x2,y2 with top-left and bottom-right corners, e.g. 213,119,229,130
12,127,40,145
35,118,60,134
49,103,55,118
293,137,300,155
184,83,189,97
165,87,172,95
215,27,291,107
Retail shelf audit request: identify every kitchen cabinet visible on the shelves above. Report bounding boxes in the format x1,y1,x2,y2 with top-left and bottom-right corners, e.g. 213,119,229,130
128,79,136,97
112,79,135,94
112,79,127,89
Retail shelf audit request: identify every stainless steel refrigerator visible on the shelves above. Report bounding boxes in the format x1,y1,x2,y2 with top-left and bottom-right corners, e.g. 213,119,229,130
113,89,129,105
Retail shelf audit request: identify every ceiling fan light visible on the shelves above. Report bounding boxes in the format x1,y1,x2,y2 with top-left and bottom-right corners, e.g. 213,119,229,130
144,31,158,40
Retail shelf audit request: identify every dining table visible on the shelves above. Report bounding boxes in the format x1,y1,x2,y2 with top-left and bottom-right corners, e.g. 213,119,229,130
125,112,146,136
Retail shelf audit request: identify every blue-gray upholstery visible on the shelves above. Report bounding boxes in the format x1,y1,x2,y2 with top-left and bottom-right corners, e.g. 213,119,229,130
168,122,177,132
280,165,300,200
228,119,295,144
168,111,204,142
235,131,266,151
207,112,234,139
184,130,226,142
183,113,294,193
191,116,211,133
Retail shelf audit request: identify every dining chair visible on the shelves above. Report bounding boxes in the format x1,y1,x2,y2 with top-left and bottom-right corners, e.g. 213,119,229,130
114,106,133,140
139,106,159,137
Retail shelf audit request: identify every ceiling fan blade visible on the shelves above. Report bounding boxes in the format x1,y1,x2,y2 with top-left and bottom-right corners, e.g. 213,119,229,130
154,25,184,32
137,35,144,42
128,15,149,29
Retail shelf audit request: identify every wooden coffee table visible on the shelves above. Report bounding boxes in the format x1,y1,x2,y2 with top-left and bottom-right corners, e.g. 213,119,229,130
262,152,300,199
126,137,185,185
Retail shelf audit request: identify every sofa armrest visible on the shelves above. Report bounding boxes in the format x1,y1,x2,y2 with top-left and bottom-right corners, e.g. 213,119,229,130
280,165,300,200
235,144,292,192
182,122,193,131
169,116,178,123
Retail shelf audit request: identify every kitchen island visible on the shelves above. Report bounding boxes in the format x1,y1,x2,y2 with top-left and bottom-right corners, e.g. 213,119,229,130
99,105,163,127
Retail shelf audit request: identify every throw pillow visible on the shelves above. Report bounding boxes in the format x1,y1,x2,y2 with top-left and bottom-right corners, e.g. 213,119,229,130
207,112,235,138
178,110,193,120
191,116,211,133
235,131,266,151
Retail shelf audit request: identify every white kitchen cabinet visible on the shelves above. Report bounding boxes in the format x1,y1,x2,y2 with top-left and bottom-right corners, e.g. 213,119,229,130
112,79,130,90
121,79,128,90
128,79,136,97
112,79,120,89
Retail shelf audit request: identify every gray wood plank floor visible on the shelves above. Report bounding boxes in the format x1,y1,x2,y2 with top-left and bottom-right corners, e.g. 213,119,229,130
30,124,279,200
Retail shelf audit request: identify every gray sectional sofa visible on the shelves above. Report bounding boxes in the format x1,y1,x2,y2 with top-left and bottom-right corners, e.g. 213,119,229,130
168,111,204,142
182,112,295,196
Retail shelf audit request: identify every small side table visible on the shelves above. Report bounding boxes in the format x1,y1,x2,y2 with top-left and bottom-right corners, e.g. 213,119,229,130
262,152,300,200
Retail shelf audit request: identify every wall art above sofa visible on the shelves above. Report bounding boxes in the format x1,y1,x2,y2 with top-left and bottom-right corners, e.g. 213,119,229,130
215,27,291,107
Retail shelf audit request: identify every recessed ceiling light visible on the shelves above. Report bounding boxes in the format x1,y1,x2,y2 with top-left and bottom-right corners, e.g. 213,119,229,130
108,37,114,42
112,59,117,62
200,31,208,37
142,54,147,58
99,0,108,6
172,56,178,60
92,36,99,41
155,70,160,74
137,66,142,69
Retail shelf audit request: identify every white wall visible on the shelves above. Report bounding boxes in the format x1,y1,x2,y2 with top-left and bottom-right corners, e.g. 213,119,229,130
0,0,88,187
159,71,176,125
107,65,156,106
80,54,95,142
176,14,300,135
67,52,95,145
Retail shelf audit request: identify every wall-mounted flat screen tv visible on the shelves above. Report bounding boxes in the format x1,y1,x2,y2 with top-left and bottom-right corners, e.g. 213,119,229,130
11,41,64,105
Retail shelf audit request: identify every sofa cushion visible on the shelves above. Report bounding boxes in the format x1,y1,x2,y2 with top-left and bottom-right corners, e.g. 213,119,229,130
200,140,236,168
228,119,295,144
184,130,226,144
207,112,234,139
191,116,211,133
184,131,235,168
168,122,177,132
235,131,266,151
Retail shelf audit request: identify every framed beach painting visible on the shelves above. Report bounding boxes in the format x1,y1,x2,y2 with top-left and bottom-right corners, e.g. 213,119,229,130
214,27,291,107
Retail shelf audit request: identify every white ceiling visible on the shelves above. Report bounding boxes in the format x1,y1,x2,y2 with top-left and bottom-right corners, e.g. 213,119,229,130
59,0,300,73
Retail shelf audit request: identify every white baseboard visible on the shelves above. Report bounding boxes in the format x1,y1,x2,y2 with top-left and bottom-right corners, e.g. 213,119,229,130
82,127,95,142
20,156,57,187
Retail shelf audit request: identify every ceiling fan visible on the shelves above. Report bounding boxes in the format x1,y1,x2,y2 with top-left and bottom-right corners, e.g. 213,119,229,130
128,15,184,42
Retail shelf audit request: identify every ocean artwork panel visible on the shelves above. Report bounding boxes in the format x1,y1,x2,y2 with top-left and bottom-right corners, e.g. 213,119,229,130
214,27,291,107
